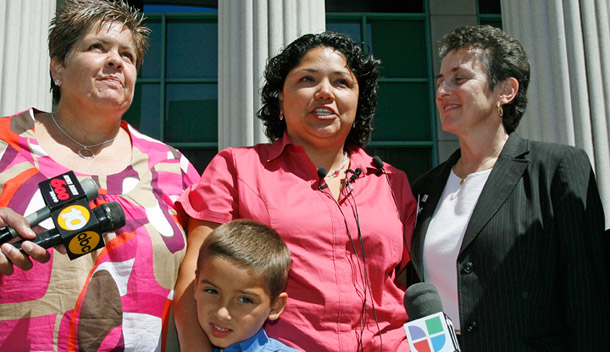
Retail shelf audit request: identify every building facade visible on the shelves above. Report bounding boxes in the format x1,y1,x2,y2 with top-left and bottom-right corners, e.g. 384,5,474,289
1,0,608,226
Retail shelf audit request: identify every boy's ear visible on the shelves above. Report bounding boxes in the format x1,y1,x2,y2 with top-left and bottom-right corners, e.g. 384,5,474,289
193,278,198,300
268,292,288,321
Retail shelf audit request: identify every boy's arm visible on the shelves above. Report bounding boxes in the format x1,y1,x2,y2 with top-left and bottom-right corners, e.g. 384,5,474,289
174,218,220,352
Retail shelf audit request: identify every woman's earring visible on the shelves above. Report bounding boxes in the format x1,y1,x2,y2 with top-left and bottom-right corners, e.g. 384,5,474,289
279,112,284,120
54,79,61,86
497,102,504,117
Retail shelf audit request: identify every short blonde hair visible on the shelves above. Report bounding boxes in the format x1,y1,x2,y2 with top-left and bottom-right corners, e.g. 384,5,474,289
48,0,150,103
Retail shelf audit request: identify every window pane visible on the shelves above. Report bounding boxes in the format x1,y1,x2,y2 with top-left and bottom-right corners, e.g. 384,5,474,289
326,0,423,13
370,20,427,78
478,0,502,14
165,83,218,143
364,146,432,182
373,82,430,141
480,19,502,29
167,21,218,79
140,21,162,79
178,147,217,175
326,22,362,43
124,83,161,139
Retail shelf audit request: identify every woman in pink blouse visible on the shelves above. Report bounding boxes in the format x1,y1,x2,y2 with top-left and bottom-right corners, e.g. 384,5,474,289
176,32,417,351
0,1,199,350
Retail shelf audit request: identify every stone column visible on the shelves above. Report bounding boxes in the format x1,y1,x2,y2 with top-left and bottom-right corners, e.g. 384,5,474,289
217,0,325,149
0,0,56,116
503,0,610,227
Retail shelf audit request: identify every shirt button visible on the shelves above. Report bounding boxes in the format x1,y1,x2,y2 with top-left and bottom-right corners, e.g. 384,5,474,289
461,262,474,274
467,321,478,332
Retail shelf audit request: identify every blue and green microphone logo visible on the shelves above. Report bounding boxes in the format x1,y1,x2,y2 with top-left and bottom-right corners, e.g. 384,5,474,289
404,312,459,352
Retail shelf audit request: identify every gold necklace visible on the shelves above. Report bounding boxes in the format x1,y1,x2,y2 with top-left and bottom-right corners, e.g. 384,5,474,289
456,154,498,186
51,113,119,160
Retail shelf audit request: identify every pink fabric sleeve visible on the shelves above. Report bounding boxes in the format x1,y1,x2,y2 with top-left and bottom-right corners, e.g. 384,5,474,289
387,164,417,271
178,148,239,224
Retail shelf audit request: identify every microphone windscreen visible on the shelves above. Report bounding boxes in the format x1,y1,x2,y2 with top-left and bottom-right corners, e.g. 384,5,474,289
404,282,444,319
372,156,384,170
317,168,328,178
81,178,100,201
105,202,126,229
93,202,126,232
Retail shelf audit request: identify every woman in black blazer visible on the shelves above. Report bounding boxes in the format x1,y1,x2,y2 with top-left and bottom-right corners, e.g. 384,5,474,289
409,25,609,351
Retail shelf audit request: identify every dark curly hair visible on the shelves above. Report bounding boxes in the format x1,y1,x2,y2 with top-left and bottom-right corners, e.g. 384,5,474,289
257,31,380,148
439,25,530,134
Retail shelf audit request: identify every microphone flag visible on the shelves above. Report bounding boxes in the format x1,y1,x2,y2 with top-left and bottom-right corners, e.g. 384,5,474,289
38,171,106,259
404,311,459,352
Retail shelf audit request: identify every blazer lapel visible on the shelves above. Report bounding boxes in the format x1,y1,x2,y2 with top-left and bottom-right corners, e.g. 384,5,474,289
459,133,530,253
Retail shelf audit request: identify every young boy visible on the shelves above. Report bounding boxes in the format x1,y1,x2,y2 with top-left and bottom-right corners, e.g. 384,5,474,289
194,219,300,351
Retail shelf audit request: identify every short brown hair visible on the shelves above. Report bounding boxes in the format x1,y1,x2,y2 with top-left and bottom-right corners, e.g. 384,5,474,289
196,220,292,301
439,25,530,134
48,0,150,103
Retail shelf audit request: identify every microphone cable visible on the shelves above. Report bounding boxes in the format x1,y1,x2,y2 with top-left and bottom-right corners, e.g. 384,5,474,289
343,186,383,352
319,167,383,352
322,188,368,351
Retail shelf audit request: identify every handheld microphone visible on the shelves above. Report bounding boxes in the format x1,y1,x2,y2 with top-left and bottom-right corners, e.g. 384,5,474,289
0,177,99,244
403,283,461,352
317,168,328,190
13,201,126,260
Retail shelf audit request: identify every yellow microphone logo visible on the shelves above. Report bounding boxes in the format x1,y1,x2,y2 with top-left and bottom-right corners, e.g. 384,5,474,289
57,205,90,231
68,231,101,255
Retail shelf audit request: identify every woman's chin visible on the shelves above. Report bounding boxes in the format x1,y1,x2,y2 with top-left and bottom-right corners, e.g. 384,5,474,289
91,97,133,114
440,123,459,135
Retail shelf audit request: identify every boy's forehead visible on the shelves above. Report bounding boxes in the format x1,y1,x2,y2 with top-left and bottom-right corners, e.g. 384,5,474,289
199,255,272,295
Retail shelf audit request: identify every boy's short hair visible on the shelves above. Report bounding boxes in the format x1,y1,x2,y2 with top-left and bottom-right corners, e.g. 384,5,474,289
196,219,291,301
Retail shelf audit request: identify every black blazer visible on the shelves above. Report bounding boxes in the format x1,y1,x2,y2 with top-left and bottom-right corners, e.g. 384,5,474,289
409,133,609,351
